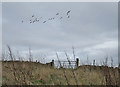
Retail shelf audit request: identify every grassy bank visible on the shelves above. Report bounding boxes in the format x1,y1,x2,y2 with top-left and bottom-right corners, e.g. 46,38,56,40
2,61,119,85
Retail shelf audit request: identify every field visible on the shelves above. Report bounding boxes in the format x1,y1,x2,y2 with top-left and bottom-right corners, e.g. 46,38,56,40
2,61,120,86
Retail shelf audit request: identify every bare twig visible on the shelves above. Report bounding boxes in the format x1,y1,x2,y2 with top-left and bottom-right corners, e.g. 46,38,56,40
7,45,18,84
65,51,78,86
72,46,76,61
56,52,69,85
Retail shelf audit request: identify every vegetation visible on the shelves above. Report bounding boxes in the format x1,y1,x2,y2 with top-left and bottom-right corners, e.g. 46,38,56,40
2,46,120,86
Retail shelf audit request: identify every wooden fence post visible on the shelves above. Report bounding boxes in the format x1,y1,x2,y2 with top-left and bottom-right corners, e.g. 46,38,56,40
76,58,79,68
36,60,37,63
93,60,95,66
50,60,54,68
118,63,120,86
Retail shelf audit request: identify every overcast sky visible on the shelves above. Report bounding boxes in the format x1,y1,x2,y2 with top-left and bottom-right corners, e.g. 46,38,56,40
2,2,118,66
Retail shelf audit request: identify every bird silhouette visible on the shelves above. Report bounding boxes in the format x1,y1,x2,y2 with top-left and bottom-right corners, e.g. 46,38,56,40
29,19,33,23
67,10,71,15
67,16,70,18
48,17,55,20
43,21,46,23
56,13,59,15
32,15,34,17
21,10,71,24
33,20,35,23
60,17,63,19
48,18,51,20
35,18,37,21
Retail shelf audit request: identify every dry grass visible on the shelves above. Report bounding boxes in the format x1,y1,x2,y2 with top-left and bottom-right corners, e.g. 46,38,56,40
2,46,120,86
2,61,119,85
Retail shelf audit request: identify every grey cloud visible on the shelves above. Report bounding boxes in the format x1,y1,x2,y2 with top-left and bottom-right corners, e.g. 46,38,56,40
2,2,118,66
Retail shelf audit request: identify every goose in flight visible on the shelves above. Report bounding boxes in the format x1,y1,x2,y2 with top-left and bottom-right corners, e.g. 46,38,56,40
33,20,35,23
32,15,34,17
48,18,52,20
67,10,71,15
43,21,46,23
60,17,63,19
35,18,39,22
21,10,71,24
67,16,70,18
29,20,31,23
56,13,59,15
21,20,24,23
48,17,55,20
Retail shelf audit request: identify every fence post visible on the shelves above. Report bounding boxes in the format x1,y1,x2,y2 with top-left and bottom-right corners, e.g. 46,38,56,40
93,60,95,66
36,60,37,63
119,63,120,86
50,60,54,68
76,58,79,68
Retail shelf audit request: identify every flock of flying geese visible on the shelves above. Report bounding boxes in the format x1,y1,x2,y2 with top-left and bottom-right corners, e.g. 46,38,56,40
21,10,71,24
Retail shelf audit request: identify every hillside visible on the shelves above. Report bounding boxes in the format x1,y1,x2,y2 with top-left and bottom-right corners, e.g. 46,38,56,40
2,61,119,85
